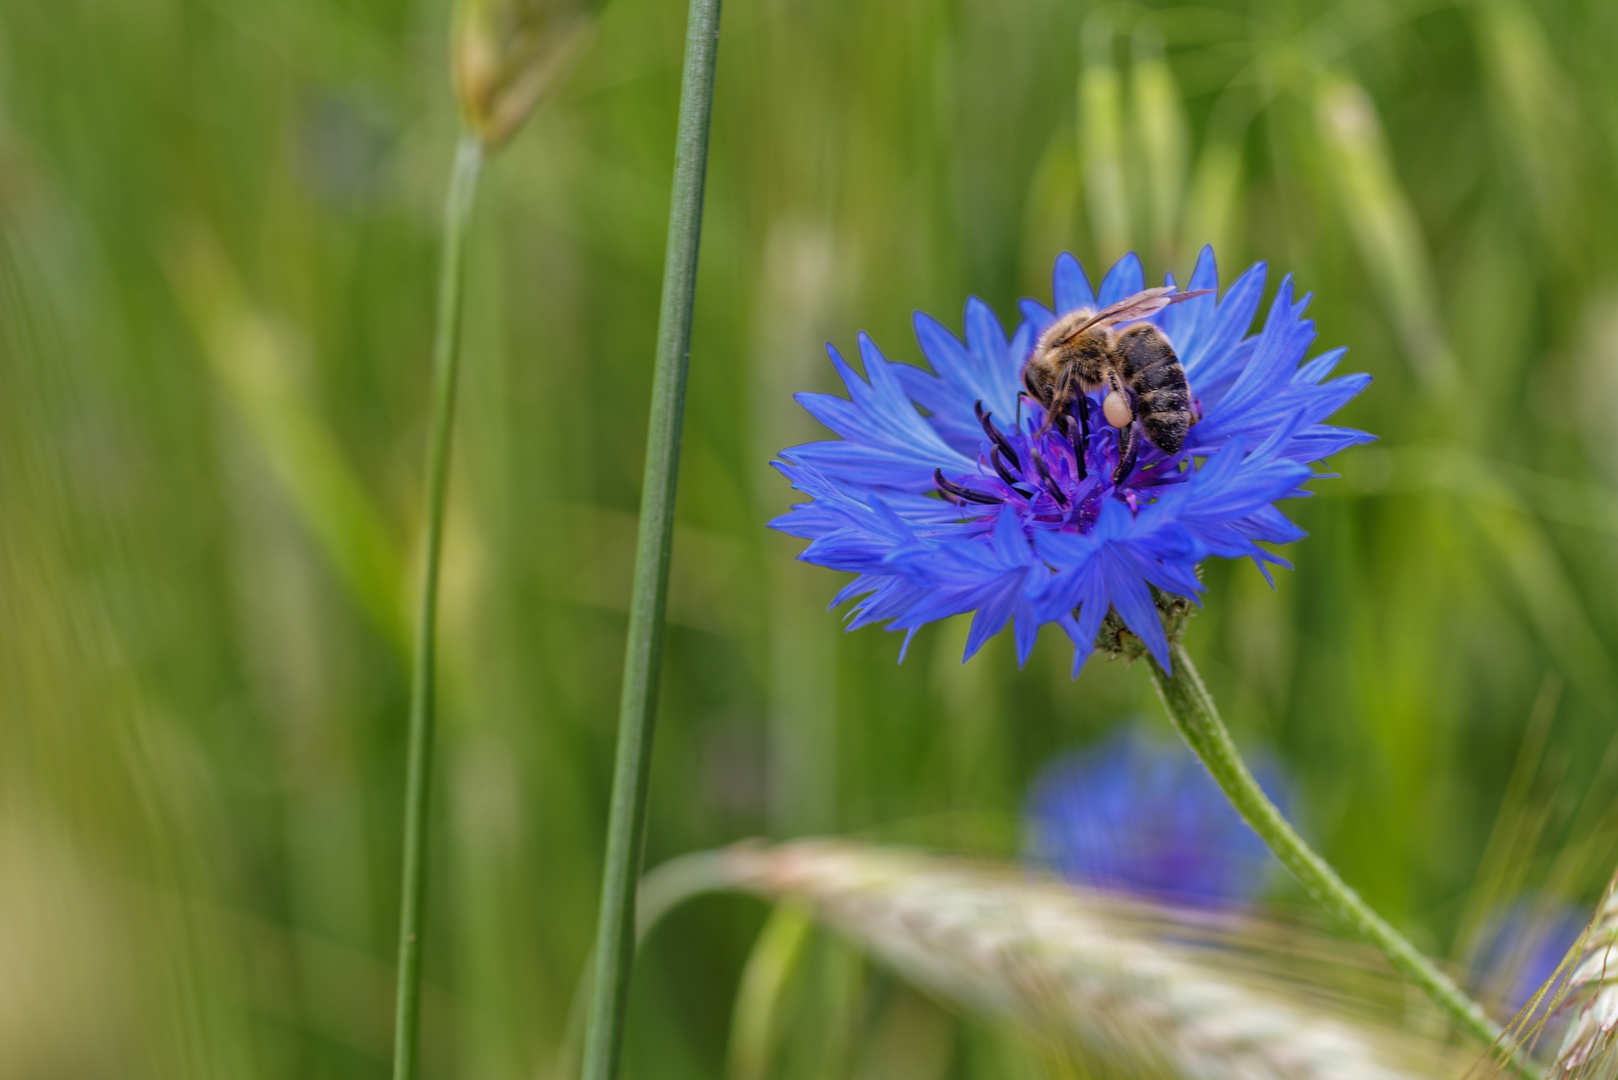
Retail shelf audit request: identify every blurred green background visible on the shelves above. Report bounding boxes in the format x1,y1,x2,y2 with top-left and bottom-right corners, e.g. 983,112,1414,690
3,0,1618,1076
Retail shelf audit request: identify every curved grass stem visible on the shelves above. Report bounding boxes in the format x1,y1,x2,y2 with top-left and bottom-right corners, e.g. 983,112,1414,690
579,2,723,1079
390,132,483,1080
1148,642,1530,1072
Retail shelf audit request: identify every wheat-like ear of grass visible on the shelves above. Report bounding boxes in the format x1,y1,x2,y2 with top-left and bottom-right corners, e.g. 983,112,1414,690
638,841,1476,1080
1548,872,1618,1079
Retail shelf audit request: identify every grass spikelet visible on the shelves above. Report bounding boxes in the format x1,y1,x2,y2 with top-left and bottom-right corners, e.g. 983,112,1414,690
453,0,600,149
676,841,1473,1080
1549,876,1618,1078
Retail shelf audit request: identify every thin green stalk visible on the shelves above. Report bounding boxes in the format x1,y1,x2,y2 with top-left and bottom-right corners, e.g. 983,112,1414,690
1147,642,1528,1069
579,2,722,1079
391,133,483,1080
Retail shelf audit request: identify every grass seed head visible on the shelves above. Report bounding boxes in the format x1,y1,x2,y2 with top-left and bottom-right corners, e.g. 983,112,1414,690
452,0,599,149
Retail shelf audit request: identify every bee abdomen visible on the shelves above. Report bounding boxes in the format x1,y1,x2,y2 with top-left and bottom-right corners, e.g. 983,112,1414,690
1117,324,1178,377
1116,324,1192,455
1140,406,1193,454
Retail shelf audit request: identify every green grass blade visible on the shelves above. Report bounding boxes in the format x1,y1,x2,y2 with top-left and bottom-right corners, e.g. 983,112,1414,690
726,902,813,1080
392,132,484,1080
579,1,723,1077
167,235,408,659
1079,15,1130,259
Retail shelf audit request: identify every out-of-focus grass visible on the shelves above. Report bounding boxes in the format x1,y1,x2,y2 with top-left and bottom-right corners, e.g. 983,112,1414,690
3,0,1618,1077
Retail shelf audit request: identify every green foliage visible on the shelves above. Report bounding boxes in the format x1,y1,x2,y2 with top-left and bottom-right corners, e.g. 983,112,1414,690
2,0,1617,1076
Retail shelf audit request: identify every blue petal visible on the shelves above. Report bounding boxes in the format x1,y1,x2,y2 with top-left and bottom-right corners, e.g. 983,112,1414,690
890,364,981,455
1013,599,1040,667
965,580,1022,661
1296,346,1348,385
1188,245,1220,292
1005,322,1035,385
1054,253,1096,313
1182,261,1265,391
1098,252,1146,306
1285,425,1377,461
1107,557,1172,669
789,340,976,488
910,306,1022,445
1157,246,1218,347
1019,299,1056,337
1063,572,1111,677
1214,278,1314,422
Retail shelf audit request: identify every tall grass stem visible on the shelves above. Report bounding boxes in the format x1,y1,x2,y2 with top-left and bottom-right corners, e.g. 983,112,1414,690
391,132,483,1080
579,2,722,1078
1147,643,1518,1064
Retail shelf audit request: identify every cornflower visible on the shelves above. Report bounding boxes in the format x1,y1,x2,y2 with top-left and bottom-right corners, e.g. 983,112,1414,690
1026,726,1290,908
771,249,1372,672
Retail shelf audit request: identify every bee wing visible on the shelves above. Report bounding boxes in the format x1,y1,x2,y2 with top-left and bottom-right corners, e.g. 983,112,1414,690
1054,287,1215,343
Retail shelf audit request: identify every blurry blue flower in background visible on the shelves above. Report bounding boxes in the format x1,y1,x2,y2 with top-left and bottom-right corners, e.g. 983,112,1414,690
1024,726,1292,907
770,249,1373,675
1469,902,1588,1016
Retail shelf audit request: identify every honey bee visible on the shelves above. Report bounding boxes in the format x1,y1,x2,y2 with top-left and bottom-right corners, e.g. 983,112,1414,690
1022,286,1211,481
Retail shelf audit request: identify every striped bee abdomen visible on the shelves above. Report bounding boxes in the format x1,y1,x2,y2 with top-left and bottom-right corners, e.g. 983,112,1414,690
1116,324,1192,455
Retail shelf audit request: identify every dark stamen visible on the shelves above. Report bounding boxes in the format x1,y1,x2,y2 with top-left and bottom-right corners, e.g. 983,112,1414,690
1029,446,1069,507
974,400,1021,470
983,450,1022,488
1064,413,1088,482
933,468,1003,505
983,450,1035,501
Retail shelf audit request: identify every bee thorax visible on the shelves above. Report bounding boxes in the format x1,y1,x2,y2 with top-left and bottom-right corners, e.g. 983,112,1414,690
1102,390,1133,428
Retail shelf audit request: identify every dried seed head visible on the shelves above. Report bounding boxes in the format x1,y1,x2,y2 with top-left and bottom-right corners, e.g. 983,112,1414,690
453,0,599,149
707,840,1471,1080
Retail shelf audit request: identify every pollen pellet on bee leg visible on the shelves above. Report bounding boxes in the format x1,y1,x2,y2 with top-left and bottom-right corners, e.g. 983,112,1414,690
1103,390,1133,429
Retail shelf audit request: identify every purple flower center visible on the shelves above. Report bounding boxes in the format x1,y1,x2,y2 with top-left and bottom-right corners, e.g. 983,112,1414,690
933,392,1196,535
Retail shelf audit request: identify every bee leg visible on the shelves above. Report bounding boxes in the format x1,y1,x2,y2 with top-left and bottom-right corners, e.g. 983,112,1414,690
1022,363,1043,402
1037,366,1074,436
1066,403,1089,481
1101,369,1135,430
1113,420,1141,484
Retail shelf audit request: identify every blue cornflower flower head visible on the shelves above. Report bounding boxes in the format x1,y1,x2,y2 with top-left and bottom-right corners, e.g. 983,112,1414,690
1023,726,1291,908
1469,902,1589,1016
769,249,1374,673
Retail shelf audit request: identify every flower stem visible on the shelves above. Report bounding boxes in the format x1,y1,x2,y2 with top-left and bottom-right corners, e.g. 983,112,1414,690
579,2,722,1079
1148,642,1512,1056
390,132,482,1080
